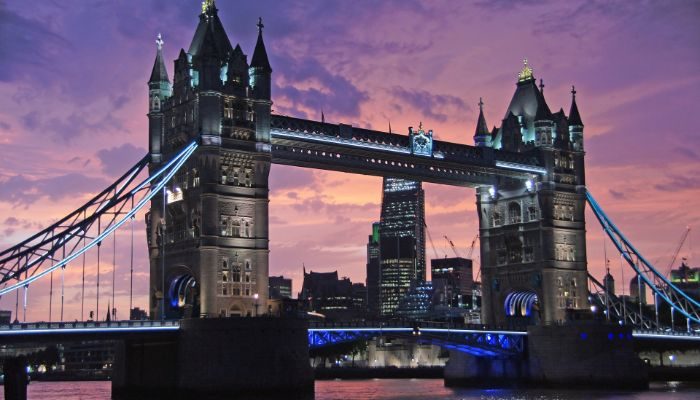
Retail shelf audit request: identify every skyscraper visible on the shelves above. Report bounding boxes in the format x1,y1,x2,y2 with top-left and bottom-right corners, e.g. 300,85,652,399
378,177,426,316
366,222,381,317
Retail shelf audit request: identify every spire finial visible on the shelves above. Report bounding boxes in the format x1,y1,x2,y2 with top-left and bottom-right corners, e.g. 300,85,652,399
201,0,215,14
571,85,577,99
518,58,534,82
257,17,264,33
419,121,423,131
539,78,545,93
478,97,484,111
156,33,164,50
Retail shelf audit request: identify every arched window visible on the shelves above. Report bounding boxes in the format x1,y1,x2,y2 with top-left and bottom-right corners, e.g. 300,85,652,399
508,202,522,224
232,219,241,237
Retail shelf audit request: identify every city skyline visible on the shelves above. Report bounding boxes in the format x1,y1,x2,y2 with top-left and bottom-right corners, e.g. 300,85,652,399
1,0,699,321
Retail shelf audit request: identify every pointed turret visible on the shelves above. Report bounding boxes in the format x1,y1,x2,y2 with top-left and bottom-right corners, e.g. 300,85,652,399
474,98,492,147
568,86,584,151
149,34,170,85
249,18,272,100
568,86,583,126
534,79,552,121
251,18,272,73
148,34,172,164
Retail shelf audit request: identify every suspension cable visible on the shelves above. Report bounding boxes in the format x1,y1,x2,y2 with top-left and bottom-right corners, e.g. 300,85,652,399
96,217,101,322
81,234,86,321
129,197,135,317
112,226,117,321
49,257,54,323
61,244,65,322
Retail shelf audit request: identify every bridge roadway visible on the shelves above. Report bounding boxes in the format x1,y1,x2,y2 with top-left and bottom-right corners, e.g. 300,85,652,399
1,320,698,355
269,115,546,187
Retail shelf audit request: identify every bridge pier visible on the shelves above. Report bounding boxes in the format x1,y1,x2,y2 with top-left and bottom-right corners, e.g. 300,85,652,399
445,323,648,389
444,352,529,387
112,318,313,399
2,357,28,400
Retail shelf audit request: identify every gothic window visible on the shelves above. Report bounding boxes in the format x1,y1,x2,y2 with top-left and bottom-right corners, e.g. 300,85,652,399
222,258,228,270
493,211,502,227
222,272,228,282
245,272,250,283
232,269,241,283
528,205,538,222
245,288,250,296
232,287,241,296
245,260,252,270
221,164,229,184
243,220,252,238
508,202,522,224
232,167,240,186
244,168,253,187
232,219,241,237
557,277,565,309
224,99,233,120
192,169,199,187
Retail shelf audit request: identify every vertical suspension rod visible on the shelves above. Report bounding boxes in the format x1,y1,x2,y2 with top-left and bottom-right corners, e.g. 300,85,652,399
112,227,116,321
96,217,101,321
129,197,135,316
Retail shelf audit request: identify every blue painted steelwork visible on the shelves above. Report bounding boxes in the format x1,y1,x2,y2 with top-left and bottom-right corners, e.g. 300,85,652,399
587,191,700,326
308,326,526,358
0,141,199,296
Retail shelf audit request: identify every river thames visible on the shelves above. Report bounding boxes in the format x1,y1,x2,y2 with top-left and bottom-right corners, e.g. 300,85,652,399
1,379,699,399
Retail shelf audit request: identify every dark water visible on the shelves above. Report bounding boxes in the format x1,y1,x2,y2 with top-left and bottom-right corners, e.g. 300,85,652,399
1,380,699,399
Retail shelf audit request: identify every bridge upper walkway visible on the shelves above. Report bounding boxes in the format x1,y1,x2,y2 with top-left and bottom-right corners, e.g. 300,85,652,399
269,115,545,187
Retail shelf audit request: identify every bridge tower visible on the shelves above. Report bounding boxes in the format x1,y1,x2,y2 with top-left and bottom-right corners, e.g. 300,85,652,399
476,62,588,326
147,1,272,319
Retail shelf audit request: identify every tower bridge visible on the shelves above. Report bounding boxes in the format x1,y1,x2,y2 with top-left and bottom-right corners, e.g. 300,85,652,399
1,1,699,395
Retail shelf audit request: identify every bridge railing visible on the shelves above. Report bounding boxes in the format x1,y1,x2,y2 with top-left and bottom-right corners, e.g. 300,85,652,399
0,320,181,332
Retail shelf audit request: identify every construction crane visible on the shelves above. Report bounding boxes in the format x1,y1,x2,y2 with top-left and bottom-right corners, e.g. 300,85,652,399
444,235,463,258
667,226,691,275
466,234,479,259
424,221,441,260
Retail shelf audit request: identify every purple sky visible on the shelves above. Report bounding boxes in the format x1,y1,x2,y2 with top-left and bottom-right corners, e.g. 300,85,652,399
1,0,699,321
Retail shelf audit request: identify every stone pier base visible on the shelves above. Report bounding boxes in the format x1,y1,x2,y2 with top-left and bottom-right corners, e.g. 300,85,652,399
112,318,313,399
445,323,648,389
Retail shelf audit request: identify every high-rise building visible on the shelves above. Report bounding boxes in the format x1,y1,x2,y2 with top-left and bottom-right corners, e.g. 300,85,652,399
366,222,380,317
431,257,475,309
378,177,426,316
269,275,292,299
299,269,363,320
670,261,700,300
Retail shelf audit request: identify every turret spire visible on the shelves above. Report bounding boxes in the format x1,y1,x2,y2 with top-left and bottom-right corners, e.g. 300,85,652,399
149,33,169,84
474,97,492,147
251,17,272,73
475,97,489,137
568,85,583,126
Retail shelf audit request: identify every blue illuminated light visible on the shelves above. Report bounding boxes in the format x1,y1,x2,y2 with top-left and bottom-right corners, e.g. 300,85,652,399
0,141,198,296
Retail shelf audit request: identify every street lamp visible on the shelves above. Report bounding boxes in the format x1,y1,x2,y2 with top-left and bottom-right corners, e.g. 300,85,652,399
253,293,259,317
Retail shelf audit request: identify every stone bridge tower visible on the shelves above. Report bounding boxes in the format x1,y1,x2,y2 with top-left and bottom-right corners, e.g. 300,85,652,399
147,1,272,319
475,61,587,326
